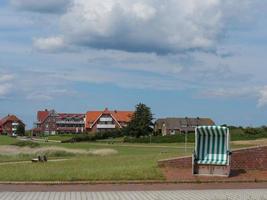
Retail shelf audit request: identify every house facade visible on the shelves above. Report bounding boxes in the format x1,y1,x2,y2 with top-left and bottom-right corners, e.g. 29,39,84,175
0,115,25,136
33,109,85,135
85,108,133,132
154,117,215,136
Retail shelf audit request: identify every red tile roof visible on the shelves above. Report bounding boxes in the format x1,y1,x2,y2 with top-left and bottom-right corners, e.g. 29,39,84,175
112,111,133,122
0,115,23,126
37,110,49,123
85,108,133,129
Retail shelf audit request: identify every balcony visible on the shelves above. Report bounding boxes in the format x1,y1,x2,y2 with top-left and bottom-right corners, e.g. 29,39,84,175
99,117,113,122
96,124,116,129
56,121,85,125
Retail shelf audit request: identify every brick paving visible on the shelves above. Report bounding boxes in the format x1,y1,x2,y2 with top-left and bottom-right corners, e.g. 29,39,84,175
0,189,267,200
162,168,267,182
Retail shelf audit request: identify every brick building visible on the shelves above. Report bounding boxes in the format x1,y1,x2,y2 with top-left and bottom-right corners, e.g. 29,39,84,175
0,115,25,136
85,108,133,133
33,109,85,135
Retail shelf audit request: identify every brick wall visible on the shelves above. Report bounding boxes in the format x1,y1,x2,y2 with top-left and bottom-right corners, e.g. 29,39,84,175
158,146,267,170
231,146,267,170
158,156,192,168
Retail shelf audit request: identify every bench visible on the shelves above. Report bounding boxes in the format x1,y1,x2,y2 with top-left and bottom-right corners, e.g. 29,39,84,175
31,155,48,163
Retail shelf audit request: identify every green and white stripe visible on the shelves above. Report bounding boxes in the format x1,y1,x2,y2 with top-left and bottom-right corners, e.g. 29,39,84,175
195,126,229,165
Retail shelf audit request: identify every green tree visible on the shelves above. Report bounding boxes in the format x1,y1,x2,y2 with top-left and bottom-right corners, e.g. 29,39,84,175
15,123,25,136
124,103,153,138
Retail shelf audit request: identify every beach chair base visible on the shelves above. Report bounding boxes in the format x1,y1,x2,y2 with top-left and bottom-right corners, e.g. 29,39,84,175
193,164,231,177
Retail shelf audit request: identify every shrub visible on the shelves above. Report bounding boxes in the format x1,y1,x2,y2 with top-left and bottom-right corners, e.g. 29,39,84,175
61,130,123,143
230,127,267,141
12,141,40,148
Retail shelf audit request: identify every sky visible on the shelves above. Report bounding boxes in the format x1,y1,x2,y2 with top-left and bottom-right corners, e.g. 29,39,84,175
0,0,267,128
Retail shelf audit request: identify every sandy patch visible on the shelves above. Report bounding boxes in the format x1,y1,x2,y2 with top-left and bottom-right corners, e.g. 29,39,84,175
88,149,118,156
0,146,118,156
232,138,267,146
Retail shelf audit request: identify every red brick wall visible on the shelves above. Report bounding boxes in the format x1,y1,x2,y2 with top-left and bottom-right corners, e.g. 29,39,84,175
1,121,13,135
158,146,267,170
158,156,192,168
231,146,267,170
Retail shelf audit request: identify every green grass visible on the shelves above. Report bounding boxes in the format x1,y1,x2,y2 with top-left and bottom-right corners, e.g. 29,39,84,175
0,135,263,181
40,134,76,141
12,141,40,148
0,155,167,181
230,128,267,141
0,136,18,145
0,140,189,181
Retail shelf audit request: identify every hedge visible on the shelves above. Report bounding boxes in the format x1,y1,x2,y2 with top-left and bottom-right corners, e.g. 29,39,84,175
61,130,123,143
123,133,195,143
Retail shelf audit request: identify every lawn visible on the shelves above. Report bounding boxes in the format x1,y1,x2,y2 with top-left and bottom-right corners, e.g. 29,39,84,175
0,135,263,181
0,135,18,145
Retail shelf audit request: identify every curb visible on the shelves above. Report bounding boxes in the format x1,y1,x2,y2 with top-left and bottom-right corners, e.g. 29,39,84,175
0,179,267,185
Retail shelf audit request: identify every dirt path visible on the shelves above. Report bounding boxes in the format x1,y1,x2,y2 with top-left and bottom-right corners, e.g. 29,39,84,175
0,159,71,166
232,138,267,146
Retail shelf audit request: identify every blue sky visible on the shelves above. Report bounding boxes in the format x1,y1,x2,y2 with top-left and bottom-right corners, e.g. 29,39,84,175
0,0,267,128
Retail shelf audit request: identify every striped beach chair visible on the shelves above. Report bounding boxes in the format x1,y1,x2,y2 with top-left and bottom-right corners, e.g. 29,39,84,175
193,126,231,176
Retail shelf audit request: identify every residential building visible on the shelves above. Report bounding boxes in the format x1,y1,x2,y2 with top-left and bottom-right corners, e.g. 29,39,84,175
0,115,25,136
154,117,215,136
85,108,133,132
33,109,85,135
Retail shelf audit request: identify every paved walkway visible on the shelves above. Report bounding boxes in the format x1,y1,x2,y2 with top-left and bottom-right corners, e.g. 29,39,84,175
0,189,267,200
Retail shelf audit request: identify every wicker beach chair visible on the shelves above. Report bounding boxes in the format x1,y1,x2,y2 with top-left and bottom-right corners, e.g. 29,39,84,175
193,126,231,177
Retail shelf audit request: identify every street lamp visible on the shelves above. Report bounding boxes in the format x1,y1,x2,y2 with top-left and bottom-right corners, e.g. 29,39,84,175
185,117,188,153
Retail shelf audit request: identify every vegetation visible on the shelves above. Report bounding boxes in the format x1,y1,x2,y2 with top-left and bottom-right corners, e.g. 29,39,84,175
230,127,267,141
62,130,123,143
0,141,189,181
12,141,40,148
0,134,263,181
15,123,25,136
124,133,195,143
0,136,18,145
124,127,267,143
123,103,153,138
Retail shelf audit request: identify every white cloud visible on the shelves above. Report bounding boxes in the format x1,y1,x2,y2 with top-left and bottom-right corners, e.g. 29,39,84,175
26,89,71,101
199,87,258,99
33,37,65,52
0,84,12,97
56,0,251,53
0,74,14,82
258,86,267,107
0,74,14,97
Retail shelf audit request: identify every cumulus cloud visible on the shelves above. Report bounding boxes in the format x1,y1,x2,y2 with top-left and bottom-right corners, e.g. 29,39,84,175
53,0,251,53
33,37,65,52
10,0,71,13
